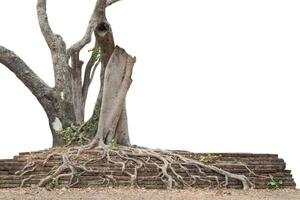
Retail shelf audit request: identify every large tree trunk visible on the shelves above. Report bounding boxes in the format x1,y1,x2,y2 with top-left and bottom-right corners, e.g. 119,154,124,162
45,95,77,147
92,46,135,147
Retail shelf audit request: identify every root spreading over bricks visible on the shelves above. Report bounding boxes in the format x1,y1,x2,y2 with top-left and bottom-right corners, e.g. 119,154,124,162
4,146,293,190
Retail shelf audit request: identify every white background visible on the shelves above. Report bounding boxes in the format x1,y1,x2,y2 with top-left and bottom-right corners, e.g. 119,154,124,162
0,0,299,188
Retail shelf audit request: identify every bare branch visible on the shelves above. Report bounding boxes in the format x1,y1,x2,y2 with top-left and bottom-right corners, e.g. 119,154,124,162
37,0,72,97
82,44,101,106
37,0,66,52
82,56,95,108
36,0,54,47
106,0,122,7
67,0,107,56
90,61,100,83
70,51,85,124
0,46,53,107
68,0,108,121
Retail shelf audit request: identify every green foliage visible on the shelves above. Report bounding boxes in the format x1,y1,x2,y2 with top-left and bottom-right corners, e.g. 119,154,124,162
109,139,118,149
48,175,59,189
199,154,222,164
267,176,283,189
74,172,81,178
88,47,101,62
58,123,89,146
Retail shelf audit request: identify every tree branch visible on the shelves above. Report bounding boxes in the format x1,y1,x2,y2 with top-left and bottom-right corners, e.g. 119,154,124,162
0,46,53,108
82,47,100,106
106,0,122,7
37,0,72,101
67,0,107,56
37,0,66,52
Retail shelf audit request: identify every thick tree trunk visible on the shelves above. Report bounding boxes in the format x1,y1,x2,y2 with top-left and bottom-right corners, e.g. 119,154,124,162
81,18,132,146
93,46,135,147
114,105,131,146
46,97,77,147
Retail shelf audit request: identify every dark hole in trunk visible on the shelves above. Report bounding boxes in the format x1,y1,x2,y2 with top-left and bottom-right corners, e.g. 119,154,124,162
96,22,110,32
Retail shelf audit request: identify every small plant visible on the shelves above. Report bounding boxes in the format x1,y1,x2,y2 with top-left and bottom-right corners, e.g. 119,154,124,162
74,172,81,178
88,47,101,62
199,154,221,164
267,175,283,189
109,139,118,149
48,175,59,189
58,123,89,146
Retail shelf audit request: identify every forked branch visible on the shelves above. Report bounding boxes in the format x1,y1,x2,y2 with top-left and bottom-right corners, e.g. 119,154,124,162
68,0,121,56
68,0,108,56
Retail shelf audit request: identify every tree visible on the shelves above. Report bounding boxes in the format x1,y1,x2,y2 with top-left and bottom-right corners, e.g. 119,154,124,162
0,0,254,190
0,0,131,147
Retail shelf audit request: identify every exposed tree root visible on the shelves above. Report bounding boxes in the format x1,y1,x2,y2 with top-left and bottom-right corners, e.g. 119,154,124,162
16,146,255,190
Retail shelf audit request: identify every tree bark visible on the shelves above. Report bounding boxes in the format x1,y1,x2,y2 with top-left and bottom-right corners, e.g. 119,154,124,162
114,105,131,146
93,46,135,146
0,46,52,108
0,46,76,147
37,0,72,102
36,0,82,145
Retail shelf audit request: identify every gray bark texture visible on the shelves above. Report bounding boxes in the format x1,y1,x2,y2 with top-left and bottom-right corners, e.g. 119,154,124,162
0,0,131,147
95,46,135,146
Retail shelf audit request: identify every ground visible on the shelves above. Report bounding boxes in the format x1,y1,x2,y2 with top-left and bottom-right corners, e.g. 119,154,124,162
0,188,299,200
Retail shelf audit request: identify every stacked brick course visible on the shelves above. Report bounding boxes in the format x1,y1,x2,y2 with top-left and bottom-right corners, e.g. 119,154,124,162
0,149,296,189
